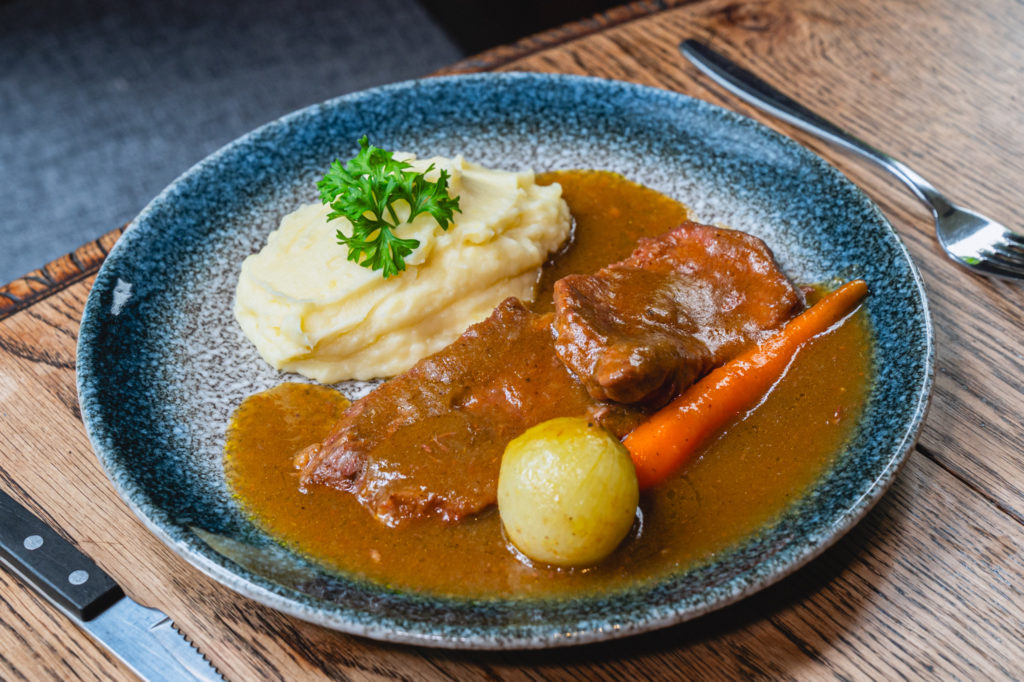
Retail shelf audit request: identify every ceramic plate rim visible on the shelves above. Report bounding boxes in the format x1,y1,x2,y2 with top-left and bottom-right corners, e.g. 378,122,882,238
77,72,934,649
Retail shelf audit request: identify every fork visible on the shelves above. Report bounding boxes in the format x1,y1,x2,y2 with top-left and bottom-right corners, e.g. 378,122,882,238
679,40,1024,281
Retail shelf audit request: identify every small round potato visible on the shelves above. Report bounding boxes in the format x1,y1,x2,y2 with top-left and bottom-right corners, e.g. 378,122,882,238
498,417,639,567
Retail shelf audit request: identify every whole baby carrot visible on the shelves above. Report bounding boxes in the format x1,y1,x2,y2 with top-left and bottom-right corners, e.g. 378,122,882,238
624,279,869,490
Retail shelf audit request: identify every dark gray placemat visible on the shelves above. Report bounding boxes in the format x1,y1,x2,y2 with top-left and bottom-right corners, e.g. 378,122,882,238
0,0,463,284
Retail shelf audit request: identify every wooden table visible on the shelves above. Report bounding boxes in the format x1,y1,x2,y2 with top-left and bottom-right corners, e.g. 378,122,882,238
3,0,1023,678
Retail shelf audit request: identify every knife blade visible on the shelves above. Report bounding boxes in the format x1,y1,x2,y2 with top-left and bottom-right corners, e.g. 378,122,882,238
0,488,224,682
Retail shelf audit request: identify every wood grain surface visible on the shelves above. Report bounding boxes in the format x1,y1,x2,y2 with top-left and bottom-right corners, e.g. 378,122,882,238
0,227,125,323
2,0,1023,679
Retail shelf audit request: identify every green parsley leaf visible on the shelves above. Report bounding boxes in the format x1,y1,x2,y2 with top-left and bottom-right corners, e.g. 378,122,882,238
316,136,461,278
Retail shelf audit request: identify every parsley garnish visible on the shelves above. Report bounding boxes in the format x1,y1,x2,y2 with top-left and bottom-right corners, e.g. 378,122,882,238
317,136,461,278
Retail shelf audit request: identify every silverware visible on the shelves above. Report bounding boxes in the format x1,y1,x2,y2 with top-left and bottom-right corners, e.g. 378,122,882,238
0,489,224,682
680,39,1024,281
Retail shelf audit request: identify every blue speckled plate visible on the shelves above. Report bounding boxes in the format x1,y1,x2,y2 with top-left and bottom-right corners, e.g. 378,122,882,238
77,73,933,649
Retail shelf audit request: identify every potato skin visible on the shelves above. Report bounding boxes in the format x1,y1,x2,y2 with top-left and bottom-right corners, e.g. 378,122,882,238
498,417,639,567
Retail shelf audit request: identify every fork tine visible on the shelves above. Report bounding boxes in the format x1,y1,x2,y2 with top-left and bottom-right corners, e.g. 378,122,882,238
972,254,1024,280
1005,230,1024,249
989,242,1024,264
1003,243,1024,258
1002,231,1024,253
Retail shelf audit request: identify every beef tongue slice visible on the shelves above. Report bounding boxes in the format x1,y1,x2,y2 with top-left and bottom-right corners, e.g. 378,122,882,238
296,298,645,527
553,221,803,404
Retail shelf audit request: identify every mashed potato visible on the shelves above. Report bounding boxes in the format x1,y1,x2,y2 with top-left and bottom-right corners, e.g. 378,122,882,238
234,155,570,382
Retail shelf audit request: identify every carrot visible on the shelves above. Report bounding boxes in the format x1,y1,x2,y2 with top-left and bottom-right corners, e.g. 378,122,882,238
624,279,869,490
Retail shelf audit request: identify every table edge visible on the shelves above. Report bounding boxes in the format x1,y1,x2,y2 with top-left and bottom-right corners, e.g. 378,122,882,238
0,227,126,322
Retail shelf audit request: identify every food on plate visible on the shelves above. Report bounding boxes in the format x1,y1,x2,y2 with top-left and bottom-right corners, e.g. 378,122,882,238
293,297,647,528
554,221,804,404
625,279,869,489
225,169,873,599
234,148,570,383
295,221,803,527
497,417,639,567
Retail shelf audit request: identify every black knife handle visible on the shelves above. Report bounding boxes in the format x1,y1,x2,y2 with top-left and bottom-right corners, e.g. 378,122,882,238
0,489,123,620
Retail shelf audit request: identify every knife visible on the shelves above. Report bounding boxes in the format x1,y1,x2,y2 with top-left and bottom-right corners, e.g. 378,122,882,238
0,489,224,682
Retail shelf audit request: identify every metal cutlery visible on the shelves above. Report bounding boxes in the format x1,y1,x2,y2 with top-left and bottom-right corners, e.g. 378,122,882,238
0,489,224,682
680,39,1024,281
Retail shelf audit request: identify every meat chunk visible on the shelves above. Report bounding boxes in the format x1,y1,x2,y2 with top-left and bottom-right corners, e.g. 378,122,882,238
296,298,647,527
554,221,803,404
298,222,802,526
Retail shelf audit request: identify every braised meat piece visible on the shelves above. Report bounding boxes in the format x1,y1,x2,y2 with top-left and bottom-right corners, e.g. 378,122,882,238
298,222,802,526
295,298,647,527
554,221,803,404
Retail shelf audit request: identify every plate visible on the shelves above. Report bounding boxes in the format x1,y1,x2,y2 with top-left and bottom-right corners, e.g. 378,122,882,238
77,72,933,648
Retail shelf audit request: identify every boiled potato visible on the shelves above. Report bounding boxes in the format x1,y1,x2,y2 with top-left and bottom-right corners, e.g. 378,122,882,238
498,417,639,567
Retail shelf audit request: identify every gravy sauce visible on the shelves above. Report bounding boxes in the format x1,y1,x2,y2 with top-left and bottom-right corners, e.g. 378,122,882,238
224,170,872,599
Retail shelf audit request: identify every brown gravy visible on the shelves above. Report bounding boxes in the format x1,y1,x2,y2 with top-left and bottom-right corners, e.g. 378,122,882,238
224,170,872,599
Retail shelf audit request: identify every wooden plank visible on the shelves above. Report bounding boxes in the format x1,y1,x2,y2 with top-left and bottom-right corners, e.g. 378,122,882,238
0,227,125,323
2,0,1024,679
436,0,697,75
0,271,1022,680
